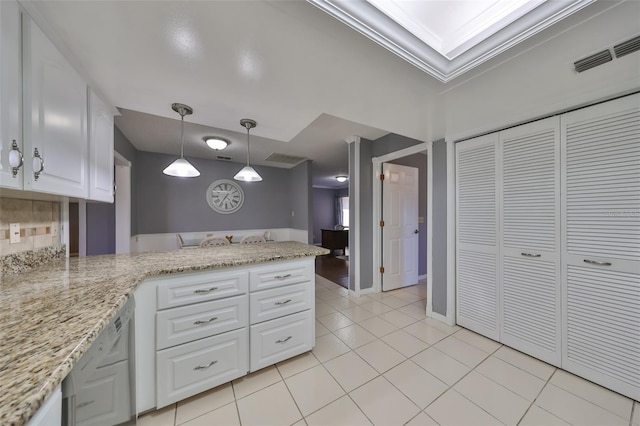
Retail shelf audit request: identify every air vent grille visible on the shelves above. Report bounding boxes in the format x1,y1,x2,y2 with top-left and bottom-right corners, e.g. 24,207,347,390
614,35,640,58
574,50,612,73
216,155,231,161
265,152,307,165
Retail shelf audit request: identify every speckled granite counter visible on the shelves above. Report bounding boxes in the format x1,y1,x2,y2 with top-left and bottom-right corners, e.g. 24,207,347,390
0,241,329,426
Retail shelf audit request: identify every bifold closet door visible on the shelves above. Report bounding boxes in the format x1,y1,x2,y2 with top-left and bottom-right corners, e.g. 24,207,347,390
561,93,640,400
456,134,500,340
499,117,561,366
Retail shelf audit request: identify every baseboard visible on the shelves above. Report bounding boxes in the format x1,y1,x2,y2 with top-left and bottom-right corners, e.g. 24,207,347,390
351,287,374,297
418,274,427,280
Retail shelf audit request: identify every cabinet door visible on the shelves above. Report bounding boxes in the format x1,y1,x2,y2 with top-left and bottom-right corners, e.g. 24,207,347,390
22,16,88,198
0,0,23,189
561,93,640,400
88,90,114,202
500,117,561,366
455,133,500,340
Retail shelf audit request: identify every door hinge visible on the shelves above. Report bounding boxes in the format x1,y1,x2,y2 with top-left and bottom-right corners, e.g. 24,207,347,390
379,174,385,181
379,266,385,273
380,220,384,227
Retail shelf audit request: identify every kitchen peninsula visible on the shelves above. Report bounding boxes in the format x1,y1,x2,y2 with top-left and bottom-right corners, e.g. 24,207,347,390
0,241,328,426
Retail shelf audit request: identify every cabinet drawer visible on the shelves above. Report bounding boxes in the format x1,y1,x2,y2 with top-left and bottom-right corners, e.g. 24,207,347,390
156,328,248,408
156,269,248,309
250,310,313,372
249,259,313,292
156,295,248,350
250,283,312,324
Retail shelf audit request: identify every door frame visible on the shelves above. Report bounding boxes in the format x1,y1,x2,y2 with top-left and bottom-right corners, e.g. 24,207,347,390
372,142,433,299
114,150,131,254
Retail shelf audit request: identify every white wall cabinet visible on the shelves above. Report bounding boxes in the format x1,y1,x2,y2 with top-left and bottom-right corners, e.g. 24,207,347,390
88,89,114,202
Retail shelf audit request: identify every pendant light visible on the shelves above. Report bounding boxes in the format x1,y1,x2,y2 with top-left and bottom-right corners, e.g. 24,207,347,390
163,103,200,178
234,118,262,182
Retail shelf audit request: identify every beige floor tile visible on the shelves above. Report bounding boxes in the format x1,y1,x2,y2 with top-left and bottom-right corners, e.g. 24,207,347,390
175,382,235,425
422,318,460,335
411,347,470,386
315,300,337,317
365,292,384,301
454,371,530,425
180,402,240,426
333,324,378,349
359,300,395,315
405,411,440,426
355,339,406,373
519,405,570,426
403,322,449,345
344,293,373,305
381,329,430,357
549,369,634,419
393,292,425,303
331,286,350,296
358,316,398,337
475,356,546,401
285,365,345,416
425,389,502,426
315,320,331,337
305,395,372,426
380,310,418,328
317,312,354,331
276,351,320,379
451,328,502,353
397,303,428,320
326,297,359,311
633,401,640,426
493,346,555,380
138,404,176,426
316,289,339,301
383,360,448,409
340,305,377,322
237,381,302,426
380,295,412,309
292,420,307,426
433,336,490,368
232,365,281,399
535,384,629,426
324,351,378,392
350,376,421,426
312,333,351,362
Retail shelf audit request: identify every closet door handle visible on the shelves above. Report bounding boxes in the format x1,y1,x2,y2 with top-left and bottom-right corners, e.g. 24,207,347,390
521,252,541,258
584,259,612,267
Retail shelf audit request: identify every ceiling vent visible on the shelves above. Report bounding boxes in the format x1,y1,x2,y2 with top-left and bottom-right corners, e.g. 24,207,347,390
614,35,640,58
574,50,613,73
265,152,307,165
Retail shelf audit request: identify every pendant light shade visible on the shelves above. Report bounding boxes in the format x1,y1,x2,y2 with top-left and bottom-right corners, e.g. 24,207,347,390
234,118,262,182
163,103,200,178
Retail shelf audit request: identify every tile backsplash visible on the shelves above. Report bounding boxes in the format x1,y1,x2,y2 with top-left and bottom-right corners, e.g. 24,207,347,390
0,198,61,256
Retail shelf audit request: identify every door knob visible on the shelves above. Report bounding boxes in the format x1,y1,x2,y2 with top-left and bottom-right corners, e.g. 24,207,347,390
414,229,419,234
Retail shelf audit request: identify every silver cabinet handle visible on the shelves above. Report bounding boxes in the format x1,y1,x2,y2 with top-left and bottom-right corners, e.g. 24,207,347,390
194,360,218,371
274,274,291,279
275,299,292,306
77,400,95,409
584,259,612,266
8,140,23,177
521,252,541,258
32,147,44,180
194,316,218,325
194,287,218,294
276,336,292,344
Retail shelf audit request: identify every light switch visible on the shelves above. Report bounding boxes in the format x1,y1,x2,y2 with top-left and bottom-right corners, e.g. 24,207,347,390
51,223,59,237
10,223,20,244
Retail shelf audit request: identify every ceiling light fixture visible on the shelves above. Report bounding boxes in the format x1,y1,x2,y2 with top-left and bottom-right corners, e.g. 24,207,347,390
204,137,229,150
234,119,262,182
163,103,200,178
336,175,348,183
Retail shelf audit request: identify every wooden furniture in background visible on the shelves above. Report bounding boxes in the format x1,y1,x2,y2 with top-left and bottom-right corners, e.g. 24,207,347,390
321,229,348,255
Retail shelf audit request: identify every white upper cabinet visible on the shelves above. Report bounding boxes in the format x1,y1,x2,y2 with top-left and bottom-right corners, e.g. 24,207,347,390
22,15,88,198
88,89,114,202
0,0,24,190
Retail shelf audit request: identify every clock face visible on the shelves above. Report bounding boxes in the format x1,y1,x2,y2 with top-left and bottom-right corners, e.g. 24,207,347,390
206,179,245,214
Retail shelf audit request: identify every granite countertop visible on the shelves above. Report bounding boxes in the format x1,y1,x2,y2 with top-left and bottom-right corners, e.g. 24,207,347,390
0,241,329,426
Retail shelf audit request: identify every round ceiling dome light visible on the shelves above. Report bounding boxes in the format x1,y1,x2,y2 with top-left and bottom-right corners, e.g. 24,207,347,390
336,175,348,183
204,137,229,150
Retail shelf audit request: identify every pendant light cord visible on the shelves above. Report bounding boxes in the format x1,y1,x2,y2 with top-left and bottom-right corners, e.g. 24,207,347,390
180,113,185,159
246,126,251,166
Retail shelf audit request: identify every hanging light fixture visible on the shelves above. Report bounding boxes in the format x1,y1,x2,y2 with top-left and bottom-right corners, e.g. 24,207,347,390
163,103,200,178
234,118,262,182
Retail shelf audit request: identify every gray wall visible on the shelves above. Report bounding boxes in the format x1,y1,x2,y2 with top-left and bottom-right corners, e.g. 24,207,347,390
114,126,138,236
86,202,115,255
431,140,448,316
289,161,313,243
312,188,336,244
358,139,374,290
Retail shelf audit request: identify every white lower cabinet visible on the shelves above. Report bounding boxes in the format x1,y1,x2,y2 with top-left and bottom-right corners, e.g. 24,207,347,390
75,361,130,426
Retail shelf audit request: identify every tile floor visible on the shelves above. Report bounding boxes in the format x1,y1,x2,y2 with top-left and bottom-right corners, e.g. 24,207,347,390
139,276,639,426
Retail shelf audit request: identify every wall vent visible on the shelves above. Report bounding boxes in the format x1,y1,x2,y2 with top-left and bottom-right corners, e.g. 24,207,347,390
574,50,612,73
265,152,307,165
216,155,231,161
614,35,640,58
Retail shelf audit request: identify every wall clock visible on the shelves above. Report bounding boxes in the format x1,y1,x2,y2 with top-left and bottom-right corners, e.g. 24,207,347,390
206,179,245,214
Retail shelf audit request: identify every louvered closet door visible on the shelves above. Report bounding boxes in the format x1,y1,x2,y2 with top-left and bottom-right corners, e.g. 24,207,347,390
561,93,640,401
500,117,561,366
456,134,500,340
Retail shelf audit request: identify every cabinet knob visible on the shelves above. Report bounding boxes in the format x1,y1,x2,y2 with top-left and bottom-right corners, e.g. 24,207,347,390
32,148,45,180
8,140,23,177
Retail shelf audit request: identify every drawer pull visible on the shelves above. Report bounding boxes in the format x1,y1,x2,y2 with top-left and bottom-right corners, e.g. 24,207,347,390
521,252,541,258
274,299,292,306
77,400,95,409
194,287,218,294
194,360,218,371
194,316,218,325
274,274,291,280
276,336,293,344
584,259,612,267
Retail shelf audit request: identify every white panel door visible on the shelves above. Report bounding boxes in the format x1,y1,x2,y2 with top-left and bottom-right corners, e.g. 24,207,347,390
22,16,88,198
456,133,500,340
382,163,419,291
500,117,561,366
561,93,640,401
88,89,114,202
